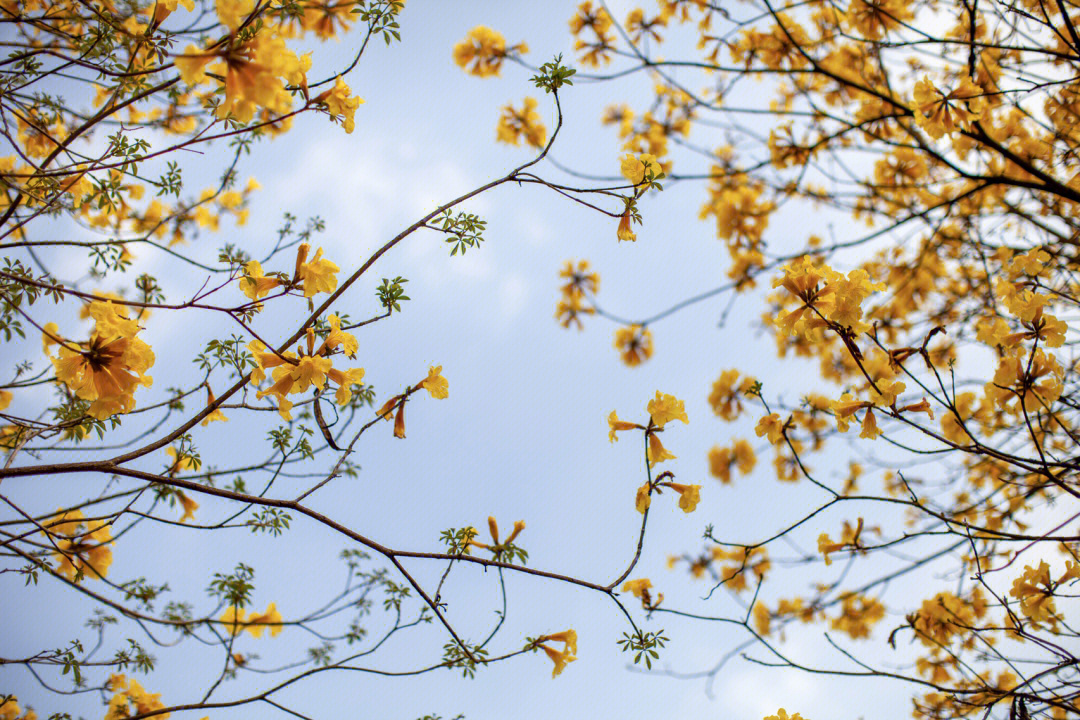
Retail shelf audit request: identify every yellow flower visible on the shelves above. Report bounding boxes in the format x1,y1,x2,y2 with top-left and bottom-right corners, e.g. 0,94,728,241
327,366,366,405
316,76,364,134
453,26,525,77
166,446,197,476
647,432,676,466
667,482,701,512
607,410,643,442
622,578,652,598
238,260,281,300
419,365,449,399
296,243,340,298
219,605,247,636
200,386,228,425
393,402,406,438
176,32,308,123
539,643,576,678
246,602,284,638
635,483,652,513
755,413,785,444
765,710,808,720
858,408,881,439
540,628,577,655
105,676,170,720
247,339,290,386
496,97,547,149
0,697,19,720
0,389,10,411
152,0,195,23
258,355,333,403
1010,561,1057,629
216,0,253,31
646,391,688,428
322,314,359,358
620,152,662,185
46,302,154,420
617,209,636,242
614,324,653,366
709,445,734,483
177,491,199,523
913,76,985,139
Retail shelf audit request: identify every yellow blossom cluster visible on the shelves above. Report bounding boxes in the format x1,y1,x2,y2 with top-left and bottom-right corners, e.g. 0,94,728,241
175,0,312,124
104,675,169,720
535,629,577,678
613,324,653,366
0,696,35,720
375,366,449,439
219,603,284,637
556,259,598,330
569,1,616,67
496,97,547,149
452,26,527,77
43,301,154,420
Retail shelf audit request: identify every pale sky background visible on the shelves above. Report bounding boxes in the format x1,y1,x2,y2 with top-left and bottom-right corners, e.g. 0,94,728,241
2,2,982,719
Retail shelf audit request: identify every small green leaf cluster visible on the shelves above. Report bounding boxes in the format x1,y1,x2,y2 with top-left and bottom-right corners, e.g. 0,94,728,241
437,209,487,256
617,629,668,669
377,276,410,312
531,54,576,93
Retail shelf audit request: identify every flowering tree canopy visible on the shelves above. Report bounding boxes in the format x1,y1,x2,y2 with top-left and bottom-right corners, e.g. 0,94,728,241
3,0,1080,719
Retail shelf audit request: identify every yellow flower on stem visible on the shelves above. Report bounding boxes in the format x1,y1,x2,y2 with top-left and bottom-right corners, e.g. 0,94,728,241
246,602,283,638
622,578,652,597
176,31,308,123
166,446,196,475
393,401,406,438
663,482,701,512
755,413,785,444
238,260,281,301
617,209,636,242
257,355,333,409
620,152,662,186
247,340,289,385
858,408,881,439
913,76,985,139
376,395,402,420
647,431,676,466
314,76,364,133
506,519,526,544
321,314,359,358
200,386,228,425
46,302,154,420
607,410,643,442
539,628,577,655
647,391,688,428
417,365,449,399
0,389,11,411
327,366,366,405
152,0,195,23
539,643,576,678
177,491,199,523
294,243,340,298
635,483,652,513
